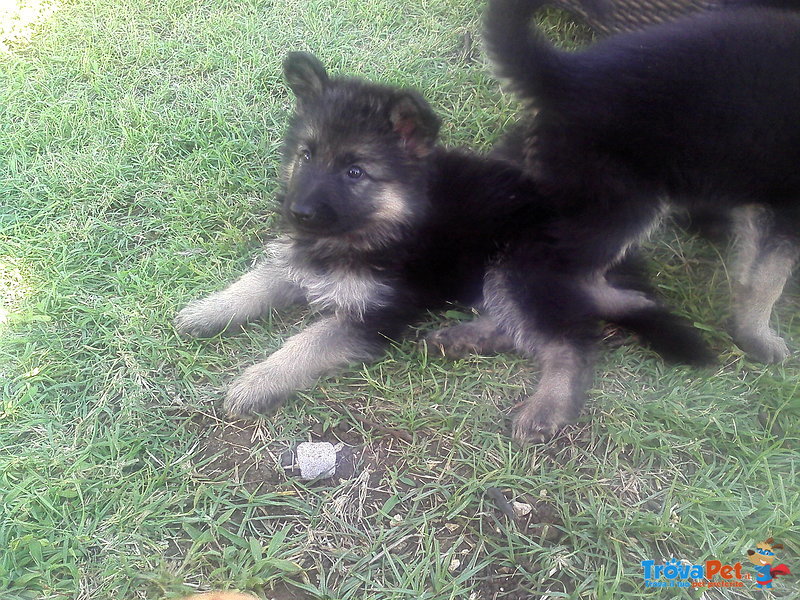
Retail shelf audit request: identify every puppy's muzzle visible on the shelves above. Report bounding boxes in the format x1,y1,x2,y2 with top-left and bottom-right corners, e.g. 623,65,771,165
285,199,338,233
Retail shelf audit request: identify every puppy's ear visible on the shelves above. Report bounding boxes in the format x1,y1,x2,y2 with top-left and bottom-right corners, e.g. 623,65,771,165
283,52,329,106
388,91,441,158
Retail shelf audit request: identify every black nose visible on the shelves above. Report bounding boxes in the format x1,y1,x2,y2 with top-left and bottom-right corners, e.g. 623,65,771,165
290,203,315,222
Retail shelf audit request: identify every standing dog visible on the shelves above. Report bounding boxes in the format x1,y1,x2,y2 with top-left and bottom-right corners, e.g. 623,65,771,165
475,0,800,440
175,52,710,437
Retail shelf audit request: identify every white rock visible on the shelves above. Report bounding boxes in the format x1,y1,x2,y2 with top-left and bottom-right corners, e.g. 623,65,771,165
295,442,337,480
511,501,533,517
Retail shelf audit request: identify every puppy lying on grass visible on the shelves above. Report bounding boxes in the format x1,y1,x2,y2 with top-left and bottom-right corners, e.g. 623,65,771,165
175,52,711,443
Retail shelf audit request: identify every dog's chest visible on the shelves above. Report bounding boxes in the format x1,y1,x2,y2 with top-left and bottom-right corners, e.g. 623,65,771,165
295,267,394,317
272,240,394,317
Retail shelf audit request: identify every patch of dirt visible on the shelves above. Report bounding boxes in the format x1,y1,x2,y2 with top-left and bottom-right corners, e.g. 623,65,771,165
472,571,575,600
262,581,316,600
456,486,567,599
193,417,386,492
196,420,285,488
191,412,569,599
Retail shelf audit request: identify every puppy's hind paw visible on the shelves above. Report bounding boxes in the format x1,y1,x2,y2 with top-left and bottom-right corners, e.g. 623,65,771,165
424,327,476,360
424,320,515,359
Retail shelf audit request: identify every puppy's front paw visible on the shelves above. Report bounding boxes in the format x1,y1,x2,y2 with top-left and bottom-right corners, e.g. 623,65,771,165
511,392,578,445
174,296,241,338
731,325,790,364
223,362,295,418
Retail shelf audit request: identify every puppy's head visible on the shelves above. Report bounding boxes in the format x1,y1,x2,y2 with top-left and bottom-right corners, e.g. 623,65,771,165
279,52,441,247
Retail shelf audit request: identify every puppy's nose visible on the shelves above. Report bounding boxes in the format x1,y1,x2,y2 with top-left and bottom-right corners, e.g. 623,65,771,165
290,204,315,222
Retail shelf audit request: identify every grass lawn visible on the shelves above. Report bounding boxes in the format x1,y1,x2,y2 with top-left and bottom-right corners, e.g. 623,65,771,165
1,0,798,598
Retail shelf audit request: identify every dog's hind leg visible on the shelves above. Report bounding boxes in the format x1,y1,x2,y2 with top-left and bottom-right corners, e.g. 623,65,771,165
224,315,386,417
484,267,597,444
425,315,516,359
175,239,306,338
426,273,715,365
730,207,798,363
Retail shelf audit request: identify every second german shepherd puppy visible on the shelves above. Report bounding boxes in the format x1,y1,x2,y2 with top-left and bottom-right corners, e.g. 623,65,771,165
479,0,800,440
175,53,710,441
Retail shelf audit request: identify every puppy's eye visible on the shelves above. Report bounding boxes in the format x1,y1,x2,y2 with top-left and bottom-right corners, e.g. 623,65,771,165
299,149,311,162
346,166,364,179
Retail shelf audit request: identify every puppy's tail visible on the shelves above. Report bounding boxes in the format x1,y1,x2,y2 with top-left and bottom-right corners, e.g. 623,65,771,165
614,307,717,367
484,0,575,107
606,255,716,366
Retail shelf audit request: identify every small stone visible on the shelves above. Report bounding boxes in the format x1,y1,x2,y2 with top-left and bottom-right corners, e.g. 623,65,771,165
511,501,533,517
295,442,337,480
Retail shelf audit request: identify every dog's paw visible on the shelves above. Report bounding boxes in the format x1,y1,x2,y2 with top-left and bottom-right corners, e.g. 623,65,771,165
174,297,240,338
731,326,790,364
425,321,514,359
511,393,577,445
223,363,295,418
424,326,478,360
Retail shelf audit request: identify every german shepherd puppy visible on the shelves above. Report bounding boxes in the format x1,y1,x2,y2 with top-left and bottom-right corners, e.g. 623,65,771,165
474,0,800,439
175,52,710,439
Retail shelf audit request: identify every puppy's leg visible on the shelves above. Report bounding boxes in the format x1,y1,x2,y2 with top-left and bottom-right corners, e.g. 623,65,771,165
584,274,657,318
731,248,796,363
484,268,597,443
224,315,385,417
511,339,594,444
175,242,305,338
730,207,798,363
425,315,516,359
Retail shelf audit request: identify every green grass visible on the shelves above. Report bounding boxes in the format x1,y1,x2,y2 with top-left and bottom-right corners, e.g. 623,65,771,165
0,1,798,599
